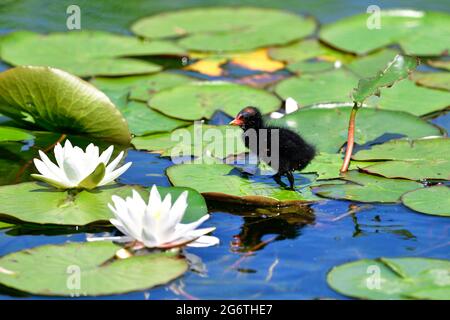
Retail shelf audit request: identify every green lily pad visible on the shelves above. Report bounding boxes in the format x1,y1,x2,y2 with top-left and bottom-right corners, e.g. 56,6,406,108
413,72,450,91
269,39,329,64
271,107,441,153
132,7,316,52
91,72,195,103
167,163,317,206
0,66,131,145
313,171,423,203
320,10,450,56
353,138,450,181
327,257,450,300
0,126,34,142
352,55,418,104
149,82,280,120
369,79,450,116
0,241,187,296
402,186,450,217
347,49,399,78
133,124,246,159
117,101,189,136
0,221,13,229
0,31,184,77
275,70,358,107
0,182,208,225
302,153,376,180
287,61,336,74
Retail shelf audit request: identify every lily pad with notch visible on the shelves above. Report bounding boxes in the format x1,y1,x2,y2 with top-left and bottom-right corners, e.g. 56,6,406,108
149,81,280,121
353,138,450,181
327,257,450,299
270,107,441,153
0,183,207,225
313,171,423,203
0,31,184,77
167,163,320,206
132,7,316,52
0,241,188,296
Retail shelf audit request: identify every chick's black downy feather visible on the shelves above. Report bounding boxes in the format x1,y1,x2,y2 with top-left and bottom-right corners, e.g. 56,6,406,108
230,106,316,189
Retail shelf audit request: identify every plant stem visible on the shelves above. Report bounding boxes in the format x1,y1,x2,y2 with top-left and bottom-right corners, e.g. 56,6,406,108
340,102,358,173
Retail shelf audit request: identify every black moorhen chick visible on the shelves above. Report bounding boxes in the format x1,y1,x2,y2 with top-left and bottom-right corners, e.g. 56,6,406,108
230,107,315,190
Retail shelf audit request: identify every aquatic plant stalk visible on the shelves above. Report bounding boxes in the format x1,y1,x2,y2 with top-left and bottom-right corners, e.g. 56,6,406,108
340,102,358,173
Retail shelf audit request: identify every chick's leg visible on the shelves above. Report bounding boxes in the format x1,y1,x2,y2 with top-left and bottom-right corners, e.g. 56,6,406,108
286,171,295,190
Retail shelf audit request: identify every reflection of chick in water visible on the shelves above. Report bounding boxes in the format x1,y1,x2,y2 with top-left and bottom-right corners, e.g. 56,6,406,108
233,212,315,253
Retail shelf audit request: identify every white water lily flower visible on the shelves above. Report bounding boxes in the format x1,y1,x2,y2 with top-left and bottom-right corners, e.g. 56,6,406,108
107,186,219,249
32,139,132,189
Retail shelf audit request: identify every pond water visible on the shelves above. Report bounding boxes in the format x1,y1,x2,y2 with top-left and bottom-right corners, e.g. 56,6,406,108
0,0,449,300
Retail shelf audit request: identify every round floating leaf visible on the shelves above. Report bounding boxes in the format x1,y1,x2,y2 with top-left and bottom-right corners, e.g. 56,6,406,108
0,31,184,77
402,186,450,217
353,138,450,181
132,7,316,52
369,79,450,116
0,241,187,296
0,66,131,145
91,72,195,103
149,82,280,120
133,124,247,159
271,107,441,153
275,70,358,107
302,153,375,180
313,171,423,203
117,101,189,136
320,10,450,55
0,182,207,225
327,257,450,300
352,55,418,104
0,126,34,142
413,72,450,91
167,163,317,206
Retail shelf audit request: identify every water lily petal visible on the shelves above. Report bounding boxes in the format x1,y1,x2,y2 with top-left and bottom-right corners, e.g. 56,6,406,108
54,143,65,168
105,151,124,174
31,174,74,189
99,161,132,186
33,158,59,180
167,191,188,227
62,156,84,184
187,235,220,247
98,145,114,165
37,150,68,181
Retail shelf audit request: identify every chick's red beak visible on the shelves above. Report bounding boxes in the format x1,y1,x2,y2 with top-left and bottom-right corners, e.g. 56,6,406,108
229,115,243,126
